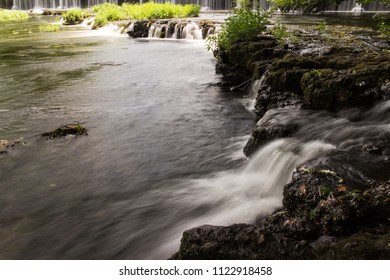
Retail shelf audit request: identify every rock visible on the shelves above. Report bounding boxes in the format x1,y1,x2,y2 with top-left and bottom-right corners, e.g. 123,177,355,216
171,224,263,260
364,181,390,220
243,108,300,157
42,124,88,139
127,20,150,38
315,231,390,259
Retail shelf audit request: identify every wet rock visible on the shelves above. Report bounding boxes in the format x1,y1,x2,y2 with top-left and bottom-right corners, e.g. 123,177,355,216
42,124,88,139
364,181,390,220
127,20,150,38
315,231,390,259
281,168,370,235
243,108,300,157
171,224,263,260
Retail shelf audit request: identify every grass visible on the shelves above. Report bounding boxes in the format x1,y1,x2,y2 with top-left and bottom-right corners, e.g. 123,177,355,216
39,24,60,32
62,9,91,25
62,3,201,28
0,10,29,22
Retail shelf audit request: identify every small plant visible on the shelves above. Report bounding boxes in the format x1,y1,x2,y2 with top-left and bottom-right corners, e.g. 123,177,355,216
39,24,60,32
272,22,288,41
317,22,327,32
378,21,390,37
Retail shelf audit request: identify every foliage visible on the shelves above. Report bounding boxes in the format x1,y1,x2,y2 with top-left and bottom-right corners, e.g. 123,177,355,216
0,10,29,22
271,22,289,40
358,0,390,5
206,6,270,51
62,9,91,25
39,24,60,32
91,2,200,28
270,0,342,14
317,21,327,32
373,13,390,38
378,21,390,37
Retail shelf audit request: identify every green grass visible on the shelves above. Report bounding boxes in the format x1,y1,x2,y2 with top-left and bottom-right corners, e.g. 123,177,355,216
63,3,200,28
0,10,29,22
62,9,91,25
39,24,60,32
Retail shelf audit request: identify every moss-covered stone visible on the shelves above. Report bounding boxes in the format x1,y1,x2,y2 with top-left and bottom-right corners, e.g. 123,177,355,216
42,124,88,139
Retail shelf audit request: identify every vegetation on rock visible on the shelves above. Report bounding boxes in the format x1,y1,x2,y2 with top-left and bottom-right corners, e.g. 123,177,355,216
62,9,91,25
206,3,270,51
42,124,88,139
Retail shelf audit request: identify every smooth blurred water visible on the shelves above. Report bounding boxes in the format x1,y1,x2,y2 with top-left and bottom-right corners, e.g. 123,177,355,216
0,18,259,259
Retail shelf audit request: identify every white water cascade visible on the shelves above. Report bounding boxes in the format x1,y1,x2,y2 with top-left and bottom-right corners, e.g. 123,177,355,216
144,20,219,40
152,138,335,258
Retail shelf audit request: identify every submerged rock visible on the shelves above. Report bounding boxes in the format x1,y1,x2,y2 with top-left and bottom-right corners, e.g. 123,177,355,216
0,138,24,154
42,124,88,139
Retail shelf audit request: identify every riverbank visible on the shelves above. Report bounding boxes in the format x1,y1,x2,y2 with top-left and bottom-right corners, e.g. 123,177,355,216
171,24,390,259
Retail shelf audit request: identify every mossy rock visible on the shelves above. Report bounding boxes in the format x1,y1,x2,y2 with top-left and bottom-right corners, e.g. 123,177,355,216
42,124,88,139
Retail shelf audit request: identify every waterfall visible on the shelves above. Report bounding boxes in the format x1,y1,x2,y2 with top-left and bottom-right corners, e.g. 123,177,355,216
152,138,335,258
145,20,219,40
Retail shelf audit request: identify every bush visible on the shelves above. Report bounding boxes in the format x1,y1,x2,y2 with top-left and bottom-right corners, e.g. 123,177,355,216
62,9,91,25
206,7,270,51
0,10,29,22
91,3,200,28
270,0,342,14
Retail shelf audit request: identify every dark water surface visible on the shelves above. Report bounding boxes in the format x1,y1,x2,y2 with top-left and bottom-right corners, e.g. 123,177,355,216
0,18,256,259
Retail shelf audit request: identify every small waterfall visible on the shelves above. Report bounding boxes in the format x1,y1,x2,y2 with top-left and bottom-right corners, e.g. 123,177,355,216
240,75,267,111
146,20,219,40
152,138,335,258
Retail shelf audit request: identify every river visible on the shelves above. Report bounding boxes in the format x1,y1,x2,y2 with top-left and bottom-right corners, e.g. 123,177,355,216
1,15,389,260
0,16,261,259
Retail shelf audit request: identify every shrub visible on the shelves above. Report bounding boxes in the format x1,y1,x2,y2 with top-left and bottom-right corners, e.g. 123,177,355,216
62,9,91,25
92,2,200,28
0,10,29,22
206,7,270,51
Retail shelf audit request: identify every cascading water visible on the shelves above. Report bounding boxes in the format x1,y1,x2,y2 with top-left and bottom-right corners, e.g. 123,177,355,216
144,20,219,40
